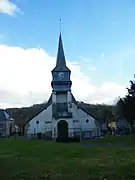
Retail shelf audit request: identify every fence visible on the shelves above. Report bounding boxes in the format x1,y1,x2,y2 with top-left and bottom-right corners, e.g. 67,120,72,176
42,127,101,141
27,127,101,142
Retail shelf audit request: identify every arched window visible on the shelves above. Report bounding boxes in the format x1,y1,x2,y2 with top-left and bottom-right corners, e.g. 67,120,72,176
86,119,89,123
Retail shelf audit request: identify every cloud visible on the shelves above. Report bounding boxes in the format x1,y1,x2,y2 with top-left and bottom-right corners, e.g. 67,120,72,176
80,56,92,62
0,0,21,15
0,44,127,108
84,83,127,105
79,56,96,71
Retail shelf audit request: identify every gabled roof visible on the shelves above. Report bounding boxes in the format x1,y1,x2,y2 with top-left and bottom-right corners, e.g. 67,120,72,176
71,94,100,126
24,93,100,127
52,33,70,72
24,94,52,126
30,94,52,117
0,109,13,121
44,94,52,109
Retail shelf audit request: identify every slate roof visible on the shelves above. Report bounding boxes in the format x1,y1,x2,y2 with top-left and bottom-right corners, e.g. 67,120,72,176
0,109,13,121
71,94,100,126
52,33,70,72
25,33,100,127
44,94,52,109
25,93,100,126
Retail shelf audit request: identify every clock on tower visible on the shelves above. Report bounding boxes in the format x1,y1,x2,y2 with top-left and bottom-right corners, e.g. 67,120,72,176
51,33,72,92
57,72,64,80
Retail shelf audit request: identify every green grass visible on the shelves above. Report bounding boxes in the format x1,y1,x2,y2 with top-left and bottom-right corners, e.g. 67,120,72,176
82,135,135,145
0,136,135,180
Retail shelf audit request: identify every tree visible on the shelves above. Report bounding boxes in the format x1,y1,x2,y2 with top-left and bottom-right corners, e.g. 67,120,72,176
117,79,135,128
7,101,117,130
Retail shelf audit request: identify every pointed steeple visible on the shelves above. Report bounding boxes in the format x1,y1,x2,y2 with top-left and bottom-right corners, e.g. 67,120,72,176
56,33,66,67
51,32,72,92
52,33,70,72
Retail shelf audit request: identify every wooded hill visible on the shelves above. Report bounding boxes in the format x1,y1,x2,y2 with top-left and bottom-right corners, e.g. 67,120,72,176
6,102,117,129
5,78,135,132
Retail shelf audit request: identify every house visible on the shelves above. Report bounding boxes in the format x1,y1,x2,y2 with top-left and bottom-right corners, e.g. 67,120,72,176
108,118,132,135
116,118,131,134
25,33,101,141
0,109,16,137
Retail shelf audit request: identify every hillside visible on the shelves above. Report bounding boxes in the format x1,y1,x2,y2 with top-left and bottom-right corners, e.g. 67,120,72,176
6,102,117,129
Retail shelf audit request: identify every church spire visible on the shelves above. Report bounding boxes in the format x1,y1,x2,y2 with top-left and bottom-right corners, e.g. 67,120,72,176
52,24,70,72
56,33,66,67
51,23,72,92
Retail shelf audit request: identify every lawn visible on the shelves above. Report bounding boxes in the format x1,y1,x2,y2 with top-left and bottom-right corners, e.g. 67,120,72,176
0,136,135,180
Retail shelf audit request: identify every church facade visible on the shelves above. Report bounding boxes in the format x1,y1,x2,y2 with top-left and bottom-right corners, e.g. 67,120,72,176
26,34,101,141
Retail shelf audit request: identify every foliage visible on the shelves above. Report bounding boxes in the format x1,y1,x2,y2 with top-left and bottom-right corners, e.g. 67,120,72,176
78,102,116,123
6,102,117,130
6,103,47,127
117,80,135,126
0,137,135,180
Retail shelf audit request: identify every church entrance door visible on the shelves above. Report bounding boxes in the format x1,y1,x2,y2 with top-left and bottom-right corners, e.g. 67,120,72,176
57,120,68,142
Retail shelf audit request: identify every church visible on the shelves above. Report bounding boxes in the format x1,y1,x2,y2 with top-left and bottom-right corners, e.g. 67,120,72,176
26,33,101,141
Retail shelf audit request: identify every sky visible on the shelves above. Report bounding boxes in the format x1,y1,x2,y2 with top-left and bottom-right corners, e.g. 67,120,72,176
0,0,135,108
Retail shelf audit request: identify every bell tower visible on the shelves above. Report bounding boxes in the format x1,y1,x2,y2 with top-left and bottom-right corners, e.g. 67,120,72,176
51,33,72,92
51,33,72,120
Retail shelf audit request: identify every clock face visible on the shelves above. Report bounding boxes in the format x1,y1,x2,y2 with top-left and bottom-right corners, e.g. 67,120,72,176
57,72,64,80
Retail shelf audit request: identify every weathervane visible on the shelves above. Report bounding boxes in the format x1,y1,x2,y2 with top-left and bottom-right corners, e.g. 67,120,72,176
60,18,62,33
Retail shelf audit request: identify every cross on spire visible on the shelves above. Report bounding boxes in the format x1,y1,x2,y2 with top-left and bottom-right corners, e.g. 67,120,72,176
51,20,71,72
60,18,62,34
